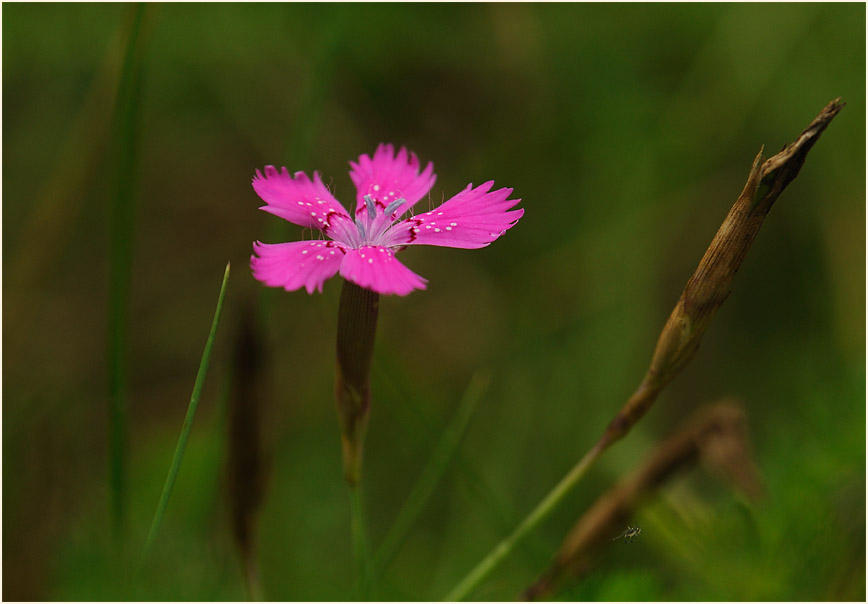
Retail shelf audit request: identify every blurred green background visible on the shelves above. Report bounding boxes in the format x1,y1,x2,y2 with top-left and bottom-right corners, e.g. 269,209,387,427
3,2,865,601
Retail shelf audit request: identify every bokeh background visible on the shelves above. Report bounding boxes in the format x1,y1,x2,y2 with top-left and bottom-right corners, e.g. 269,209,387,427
3,3,865,601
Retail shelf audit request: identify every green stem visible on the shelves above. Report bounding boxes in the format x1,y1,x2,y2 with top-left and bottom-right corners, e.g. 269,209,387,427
348,485,371,599
107,2,147,542
443,442,604,601
140,263,231,565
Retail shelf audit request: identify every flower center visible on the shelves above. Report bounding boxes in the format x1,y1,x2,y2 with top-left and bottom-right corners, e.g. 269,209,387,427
353,194,406,247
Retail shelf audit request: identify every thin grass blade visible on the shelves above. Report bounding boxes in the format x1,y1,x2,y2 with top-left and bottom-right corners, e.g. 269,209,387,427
107,3,149,541
371,371,489,582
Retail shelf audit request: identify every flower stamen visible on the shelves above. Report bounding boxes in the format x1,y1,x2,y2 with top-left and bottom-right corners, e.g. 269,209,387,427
363,194,377,220
384,197,406,217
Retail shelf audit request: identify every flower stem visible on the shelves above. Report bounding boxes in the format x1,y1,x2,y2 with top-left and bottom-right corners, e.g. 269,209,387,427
444,441,605,602
348,484,372,599
335,280,378,596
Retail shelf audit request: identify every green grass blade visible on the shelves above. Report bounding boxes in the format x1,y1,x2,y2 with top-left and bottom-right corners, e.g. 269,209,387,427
140,262,231,565
374,353,537,549
107,3,148,541
370,371,489,583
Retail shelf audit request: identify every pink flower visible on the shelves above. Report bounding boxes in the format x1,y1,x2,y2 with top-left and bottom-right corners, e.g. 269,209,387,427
250,143,524,296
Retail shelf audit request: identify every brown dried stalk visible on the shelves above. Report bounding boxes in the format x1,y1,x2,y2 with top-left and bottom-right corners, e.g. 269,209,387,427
444,99,843,601
523,401,764,601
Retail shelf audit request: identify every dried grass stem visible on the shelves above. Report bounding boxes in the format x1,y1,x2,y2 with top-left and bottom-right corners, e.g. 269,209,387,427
524,401,764,600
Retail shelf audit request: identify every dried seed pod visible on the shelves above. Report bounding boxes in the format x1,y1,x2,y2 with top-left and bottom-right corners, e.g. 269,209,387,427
603,98,845,447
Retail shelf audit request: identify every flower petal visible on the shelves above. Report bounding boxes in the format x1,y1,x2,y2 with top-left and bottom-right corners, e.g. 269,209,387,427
252,166,351,235
349,143,436,218
251,240,345,294
385,181,523,249
339,245,427,296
